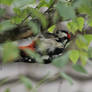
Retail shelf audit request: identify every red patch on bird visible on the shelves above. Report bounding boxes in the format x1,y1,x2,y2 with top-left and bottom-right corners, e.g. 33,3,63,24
67,33,71,39
19,41,35,51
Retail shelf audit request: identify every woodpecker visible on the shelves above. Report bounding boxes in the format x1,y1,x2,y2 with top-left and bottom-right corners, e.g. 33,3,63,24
16,30,71,64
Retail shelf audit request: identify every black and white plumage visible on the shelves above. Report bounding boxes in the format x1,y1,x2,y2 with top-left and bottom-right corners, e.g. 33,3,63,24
16,30,71,64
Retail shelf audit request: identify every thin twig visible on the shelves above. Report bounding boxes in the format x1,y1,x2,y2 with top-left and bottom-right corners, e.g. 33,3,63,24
20,14,31,25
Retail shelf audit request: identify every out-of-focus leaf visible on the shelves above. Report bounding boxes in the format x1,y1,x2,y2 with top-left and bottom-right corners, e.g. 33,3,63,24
72,0,83,8
69,50,79,64
28,21,40,35
26,8,47,28
0,8,6,17
13,8,22,16
37,0,49,9
11,8,30,24
0,0,14,5
56,2,76,20
3,42,19,63
11,16,24,24
36,73,49,88
38,0,54,9
87,18,92,27
78,0,92,18
48,25,56,33
24,49,43,63
76,17,84,31
52,52,69,68
12,0,35,8
0,78,8,86
76,35,88,50
0,20,16,32
60,72,73,85
84,34,92,44
49,0,54,7
53,11,59,23
72,64,87,74
67,17,84,34
20,76,33,90
4,88,10,92
88,47,92,58
80,51,88,66
67,21,78,34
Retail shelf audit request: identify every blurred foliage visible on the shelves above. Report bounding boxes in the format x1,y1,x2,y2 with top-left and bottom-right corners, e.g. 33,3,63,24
0,20,16,32
56,1,76,20
37,0,54,9
0,0,14,6
28,21,40,35
4,88,11,92
69,50,80,64
52,52,69,67
2,41,19,63
0,78,9,86
88,47,92,58
67,17,84,34
0,8,6,17
24,49,43,63
20,76,33,90
48,25,56,33
0,0,92,86
60,72,73,85
72,64,87,74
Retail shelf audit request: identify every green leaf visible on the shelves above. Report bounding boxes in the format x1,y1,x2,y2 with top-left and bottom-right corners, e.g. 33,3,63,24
36,73,49,88
87,18,92,27
67,21,78,34
78,0,92,17
37,0,54,9
76,17,84,31
84,34,92,44
52,52,69,68
37,0,49,9
67,17,84,34
0,78,8,86
28,21,40,35
72,0,83,8
0,20,16,32
11,8,30,24
88,47,92,58
2,42,19,63
56,2,76,20
69,50,79,64
26,8,47,28
13,8,22,16
80,51,88,66
24,49,43,63
48,25,56,33
53,11,59,23
60,72,73,85
72,64,87,74
0,8,6,17
4,88,10,92
11,16,24,24
49,0,54,7
12,0,35,8
20,76,33,90
76,35,88,50
0,0,14,5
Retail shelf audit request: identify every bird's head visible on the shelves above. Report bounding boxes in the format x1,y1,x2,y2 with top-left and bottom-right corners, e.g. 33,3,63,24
54,30,71,47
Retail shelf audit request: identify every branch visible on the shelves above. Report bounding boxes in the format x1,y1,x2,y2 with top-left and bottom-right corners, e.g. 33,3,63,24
0,25,33,43
0,70,92,87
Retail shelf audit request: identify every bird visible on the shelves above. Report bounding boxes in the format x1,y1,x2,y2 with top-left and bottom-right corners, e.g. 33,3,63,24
16,30,71,64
